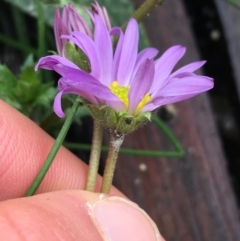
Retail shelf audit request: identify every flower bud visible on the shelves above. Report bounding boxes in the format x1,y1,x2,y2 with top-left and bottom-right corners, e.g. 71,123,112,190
65,42,91,72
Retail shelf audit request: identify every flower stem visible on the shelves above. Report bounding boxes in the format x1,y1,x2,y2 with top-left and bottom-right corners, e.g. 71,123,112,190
0,33,38,55
122,0,165,30
25,99,79,197
100,131,124,194
227,0,240,8
85,120,103,192
37,0,45,59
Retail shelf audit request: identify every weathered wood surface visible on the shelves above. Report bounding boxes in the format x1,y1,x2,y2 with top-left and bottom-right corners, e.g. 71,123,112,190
214,0,240,97
105,0,240,240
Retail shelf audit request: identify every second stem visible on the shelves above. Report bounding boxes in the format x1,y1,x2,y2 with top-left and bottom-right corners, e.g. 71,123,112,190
101,131,124,193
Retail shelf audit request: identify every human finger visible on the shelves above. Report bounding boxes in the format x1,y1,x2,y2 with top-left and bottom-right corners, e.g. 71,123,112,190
0,100,120,200
0,190,164,241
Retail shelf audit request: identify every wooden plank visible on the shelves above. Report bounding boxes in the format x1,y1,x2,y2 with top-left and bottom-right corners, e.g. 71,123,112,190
104,0,240,240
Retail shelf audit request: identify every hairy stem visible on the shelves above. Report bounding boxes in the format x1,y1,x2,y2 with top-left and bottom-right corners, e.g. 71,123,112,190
85,120,103,192
122,0,165,30
101,131,124,193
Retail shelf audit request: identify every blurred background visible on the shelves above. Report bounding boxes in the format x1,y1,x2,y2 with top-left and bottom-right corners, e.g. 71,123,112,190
0,0,240,240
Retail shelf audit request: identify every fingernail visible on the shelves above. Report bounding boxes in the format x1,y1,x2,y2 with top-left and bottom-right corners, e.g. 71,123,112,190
88,195,161,241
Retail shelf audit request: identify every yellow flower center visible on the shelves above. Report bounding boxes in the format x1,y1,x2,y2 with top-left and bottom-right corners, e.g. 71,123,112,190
109,81,152,114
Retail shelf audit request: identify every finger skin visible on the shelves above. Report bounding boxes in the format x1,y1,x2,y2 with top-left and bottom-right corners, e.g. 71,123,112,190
0,100,120,200
0,191,103,241
0,190,166,241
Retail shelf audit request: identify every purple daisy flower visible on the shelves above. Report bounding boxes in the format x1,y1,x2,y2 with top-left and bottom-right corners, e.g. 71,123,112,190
35,15,213,118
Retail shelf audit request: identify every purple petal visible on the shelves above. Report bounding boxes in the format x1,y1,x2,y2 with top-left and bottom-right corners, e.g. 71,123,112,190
139,102,157,113
110,27,124,81
91,1,111,30
94,14,113,85
141,93,197,113
62,6,68,29
130,47,158,85
68,4,92,37
54,9,68,55
150,45,186,93
170,60,206,78
158,76,214,96
58,78,98,103
35,55,79,71
136,47,158,64
83,7,94,23
53,64,120,102
115,19,139,86
168,72,196,79
54,90,65,117
107,100,126,112
141,75,214,112
53,86,99,118
128,59,155,114
102,6,111,30
54,76,126,116
156,93,198,105
62,32,102,81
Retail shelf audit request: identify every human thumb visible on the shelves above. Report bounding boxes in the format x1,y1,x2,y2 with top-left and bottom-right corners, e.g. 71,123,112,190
0,190,164,241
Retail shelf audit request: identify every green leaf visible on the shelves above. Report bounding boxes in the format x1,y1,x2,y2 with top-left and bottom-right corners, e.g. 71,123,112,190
35,84,57,107
4,0,90,26
0,65,18,104
21,54,34,70
15,65,39,103
0,59,57,117
0,64,18,88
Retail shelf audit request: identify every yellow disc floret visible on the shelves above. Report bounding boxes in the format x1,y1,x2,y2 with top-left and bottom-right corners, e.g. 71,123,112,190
135,93,152,113
109,81,152,114
109,81,130,109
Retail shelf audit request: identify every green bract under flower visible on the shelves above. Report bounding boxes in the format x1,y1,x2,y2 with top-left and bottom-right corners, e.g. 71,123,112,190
87,103,151,134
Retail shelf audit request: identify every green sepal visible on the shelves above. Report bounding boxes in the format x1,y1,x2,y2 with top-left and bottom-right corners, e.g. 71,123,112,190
116,114,135,134
87,104,118,129
86,104,151,135
116,112,151,134
65,42,91,72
